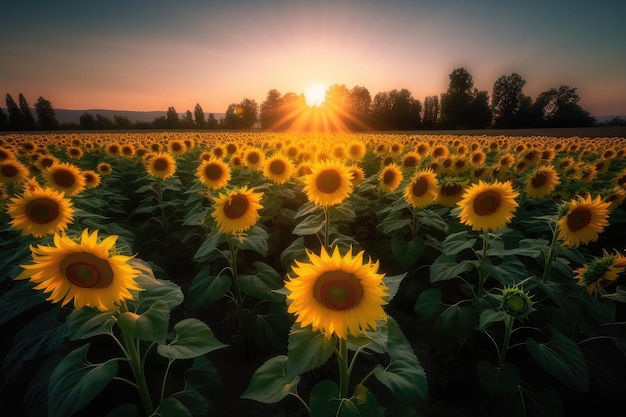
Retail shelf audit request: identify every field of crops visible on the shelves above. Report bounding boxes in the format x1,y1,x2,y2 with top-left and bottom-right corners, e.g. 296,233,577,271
1,131,626,417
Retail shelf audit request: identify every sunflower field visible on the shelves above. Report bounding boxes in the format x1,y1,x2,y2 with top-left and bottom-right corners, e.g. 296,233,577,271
1,131,625,417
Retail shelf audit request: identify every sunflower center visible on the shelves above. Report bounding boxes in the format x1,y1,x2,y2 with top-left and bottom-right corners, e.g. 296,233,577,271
247,152,260,164
404,156,418,167
53,169,76,188
26,198,60,224
316,169,342,194
531,172,547,188
2,164,18,177
412,177,429,197
154,158,169,171
473,190,502,216
440,183,462,197
314,270,363,311
204,163,223,180
383,170,395,184
223,194,249,219
270,160,286,175
567,208,592,231
61,252,114,288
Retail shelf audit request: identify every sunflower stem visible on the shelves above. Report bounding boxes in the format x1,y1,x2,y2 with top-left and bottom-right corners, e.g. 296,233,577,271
542,224,560,283
323,205,330,250
498,314,515,367
477,232,490,297
119,319,155,415
338,337,350,399
227,236,244,332
155,179,171,248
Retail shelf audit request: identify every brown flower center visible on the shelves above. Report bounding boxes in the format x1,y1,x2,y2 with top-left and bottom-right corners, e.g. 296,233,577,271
61,252,114,288
1,164,18,177
404,156,418,167
247,152,260,164
316,169,342,194
53,168,76,188
383,169,396,185
567,208,592,232
223,194,249,219
473,190,502,216
26,198,60,224
204,163,223,180
411,177,429,197
269,160,286,175
440,183,463,197
314,270,363,311
531,172,548,188
153,158,170,171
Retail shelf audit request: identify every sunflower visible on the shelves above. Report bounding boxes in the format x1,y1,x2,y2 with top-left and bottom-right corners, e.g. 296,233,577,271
436,179,467,207
67,147,84,159
146,152,176,179
0,146,16,162
168,139,187,156
196,158,231,190
263,153,295,185
243,147,265,170
7,187,74,237
42,162,86,196
106,143,121,157
16,229,142,311
458,180,520,231
404,168,438,208
378,163,403,193
284,246,388,340
602,187,626,211
574,250,626,295
211,186,263,234
83,170,101,189
348,166,365,187
303,159,354,206
401,152,421,169
525,165,560,199
97,162,112,176
0,159,30,184
34,154,59,171
347,141,366,161
557,194,610,247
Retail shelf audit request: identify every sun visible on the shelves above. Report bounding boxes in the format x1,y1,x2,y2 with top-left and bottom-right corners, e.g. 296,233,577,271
305,84,326,107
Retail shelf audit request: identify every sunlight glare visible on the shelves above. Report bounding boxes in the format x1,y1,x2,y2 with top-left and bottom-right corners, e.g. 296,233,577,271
305,84,327,107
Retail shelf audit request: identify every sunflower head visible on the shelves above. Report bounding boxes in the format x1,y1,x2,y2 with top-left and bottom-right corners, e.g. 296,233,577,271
146,152,176,179
574,250,626,295
525,165,559,199
498,286,535,320
263,153,295,185
211,186,264,234
378,163,403,193
303,159,354,207
8,187,74,237
404,168,438,208
556,194,610,247
43,162,86,196
457,180,520,231
285,246,388,340
17,229,142,311
196,158,231,190
0,159,30,184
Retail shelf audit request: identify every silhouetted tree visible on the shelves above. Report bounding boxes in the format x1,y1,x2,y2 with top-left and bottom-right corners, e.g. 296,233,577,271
467,90,492,129
346,85,371,129
422,95,440,128
182,110,194,129
260,89,283,129
6,94,26,131
18,94,37,130
440,67,478,128
95,114,115,130
194,103,205,128
0,107,8,131
491,73,527,128
114,115,133,130
206,113,219,129
370,89,421,130
34,96,59,130
531,86,594,127
166,107,180,129
153,116,168,129
223,98,258,129
79,112,97,130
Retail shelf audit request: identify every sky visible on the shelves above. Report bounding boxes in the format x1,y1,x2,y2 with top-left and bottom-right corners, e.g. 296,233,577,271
2,0,625,117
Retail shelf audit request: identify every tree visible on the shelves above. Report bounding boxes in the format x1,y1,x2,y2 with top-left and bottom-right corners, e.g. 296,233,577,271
370,89,421,130
6,93,26,131
95,114,115,130
531,86,595,127
18,94,37,130
467,90,492,129
34,96,59,130
259,89,283,129
114,115,133,130
206,113,219,129
491,73,527,127
422,95,440,128
194,103,205,128
223,98,258,129
346,85,371,129
166,106,179,129
182,110,194,129
439,67,477,128
0,107,7,131
79,112,97,130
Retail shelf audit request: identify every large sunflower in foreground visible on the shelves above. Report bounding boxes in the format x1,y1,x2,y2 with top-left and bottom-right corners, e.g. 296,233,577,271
303,159,353,206
211,186,263,234
16,229,142,311
404,168,438,208
458,180,520,231
196,158,231,190
7,187,74,237
556,194,610,247
284,246,388,340
574,250,626,295
42,162,86,196
146,152,176,179
525,165,559,199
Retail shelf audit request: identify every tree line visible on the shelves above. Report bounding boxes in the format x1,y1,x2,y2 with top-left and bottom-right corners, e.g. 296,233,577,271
2,67,623,132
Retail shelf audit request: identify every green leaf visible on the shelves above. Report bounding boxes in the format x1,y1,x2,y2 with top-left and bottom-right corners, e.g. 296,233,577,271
476,360,520,395
430,254,477,282
487,238,546,258
117,300,170,344
526,325,589,391
480,255,530,286
241,355,300,403
193,230,227,263
295,201,321,219
292,213,324,236
187,268,232,308
286,323,337,378
66,307,116,340
48,344,119,417
309,380,379,417
238,225,269,256
380,210,412,234
414,288,446,321
373,317,428,405
391,234,425,269
241,308,291,351
280,236,308,271
157,318,227,359
478,309,508,330
383,272,407,303
157,397,193,417
441,231,477,256
0,281,45,326
237,261,283,302
435,304,478,343
505,384,564,417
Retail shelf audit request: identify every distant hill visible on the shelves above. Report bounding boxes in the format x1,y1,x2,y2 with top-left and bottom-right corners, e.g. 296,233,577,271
52,109,225,124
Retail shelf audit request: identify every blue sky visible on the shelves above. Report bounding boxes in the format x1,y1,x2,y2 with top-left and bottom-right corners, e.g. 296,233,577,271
2,0,624,116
